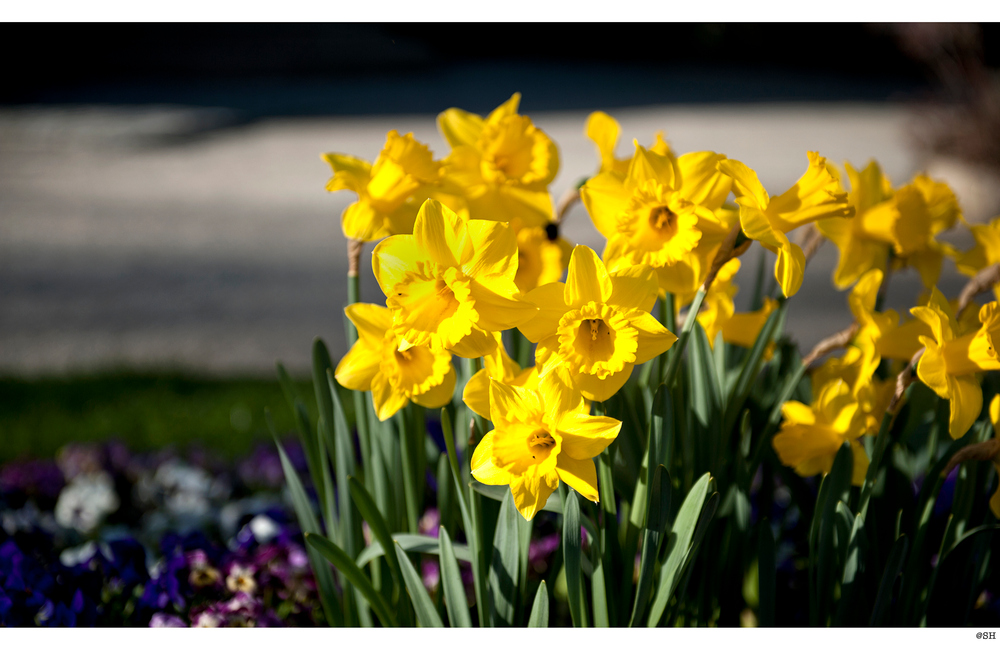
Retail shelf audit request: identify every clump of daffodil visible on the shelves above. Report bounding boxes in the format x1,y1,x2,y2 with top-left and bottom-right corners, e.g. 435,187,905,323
372,198,537,358
580,135,735,296
470,377,621,520
335,303,455,421
323,130,442,242
437,93,559,227
913,288,1000,439
518,245,677,402
585,110,677,180
818,163,961,290
513,223,573,294
695,258,779,352
718,152,855,298
772,373,870,486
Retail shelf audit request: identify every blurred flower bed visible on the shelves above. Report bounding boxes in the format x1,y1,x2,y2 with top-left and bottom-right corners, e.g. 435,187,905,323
0,440,327,627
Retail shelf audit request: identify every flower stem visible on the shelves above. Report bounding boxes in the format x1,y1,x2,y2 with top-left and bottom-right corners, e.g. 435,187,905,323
660,288,706,388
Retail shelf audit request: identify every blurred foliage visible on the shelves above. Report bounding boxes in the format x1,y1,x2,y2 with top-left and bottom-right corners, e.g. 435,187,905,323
0,373,318,462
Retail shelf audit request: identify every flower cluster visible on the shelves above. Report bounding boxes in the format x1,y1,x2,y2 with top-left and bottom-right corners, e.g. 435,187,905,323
0,440,324,627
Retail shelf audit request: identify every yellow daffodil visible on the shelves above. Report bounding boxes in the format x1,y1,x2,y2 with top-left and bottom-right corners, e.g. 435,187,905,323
335,303,455,421
323,130,442,242
585,111,677,179
518,245,677,402
772,374,869,486
718,152,855,298
913,288,1000,439
470,377,621,520
957,215,1000,301
437,93,559,227
513,223,573,294
580,138,734,295
372,199,538,359
463,333,544,419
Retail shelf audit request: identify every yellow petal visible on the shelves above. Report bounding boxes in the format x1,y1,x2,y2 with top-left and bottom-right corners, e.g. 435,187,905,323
676,151,732,210
947,373,982,440
991,394,1000,427
322,153,372,193
371,234,431,297
585,111,621,172
555,455,599,502
781,401,816,426
738,203,784,250
509,471,558,521
449,326,497,359
463,220,518,280
519,282,570,343
848,269,883,324
463,368,493,420
555,412,621,461
768,152,854,230
717,158,770,210
334,341,381,392
411,365,457,409
341,199,384,242
831,236,889,291
372,372,409,422
469,279,538,331
626,311,678,364
916,340,950,398
625,143,675,191
471,432,514,485
414,199,472,268
344,303,392,343
437,107,485,149
564,245,613,308
580,172,630,240
573,364,633,403
489,378,543,429
486,93,522,124
850,440,870,487
775,241,807,298
608,265,660,313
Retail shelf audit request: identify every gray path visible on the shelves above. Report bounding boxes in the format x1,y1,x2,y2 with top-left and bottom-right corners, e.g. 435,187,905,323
0,103,975,377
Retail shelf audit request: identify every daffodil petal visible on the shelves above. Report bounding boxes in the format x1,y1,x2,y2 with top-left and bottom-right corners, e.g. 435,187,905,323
372,372,409,422
509,471,557,521
462,368,493,420
947,373,982,440
676,151,732,210
469,279,537,331
573,365,633,402
586,111,621,171
775,241,806,298
414,199,471,268
489,378,543,429
609,265,659,313
463,220,518,279
565,245,613,308
781,401,816,426
519,282,570,343
344,303,391,343
334,341,381,392
411,365,457,409
372,234,431,296
626,311,678,364
438,107,485,149
342,200,384,242
555,455,599,502
470,432,514,485
449,326,497,359
580,172,630,240
850,440,869,487
555,412,622,461
717,158,769,210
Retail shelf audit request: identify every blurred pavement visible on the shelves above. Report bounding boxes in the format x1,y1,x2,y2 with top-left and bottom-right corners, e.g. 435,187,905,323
0,103,974,377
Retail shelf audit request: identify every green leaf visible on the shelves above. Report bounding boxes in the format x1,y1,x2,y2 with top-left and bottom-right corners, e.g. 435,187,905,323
834,512,867,626
312,339,337,466
647,472,713,626
562,489,586,627
812,444,853,625
356,533,472,567
489,491,521,627
527,580,549,628
722,299,786,434
629,464,671,626
270,419,342,626
305,533,396,627
870,534,908,626
688,320,723,428
439,526,472,628
393,542,443,627
758,521,776,627
348,477,402,601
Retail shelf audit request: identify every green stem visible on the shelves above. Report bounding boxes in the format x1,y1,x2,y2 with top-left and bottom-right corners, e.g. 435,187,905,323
661,288,706,388
858,408,896,519
397,408,421,533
